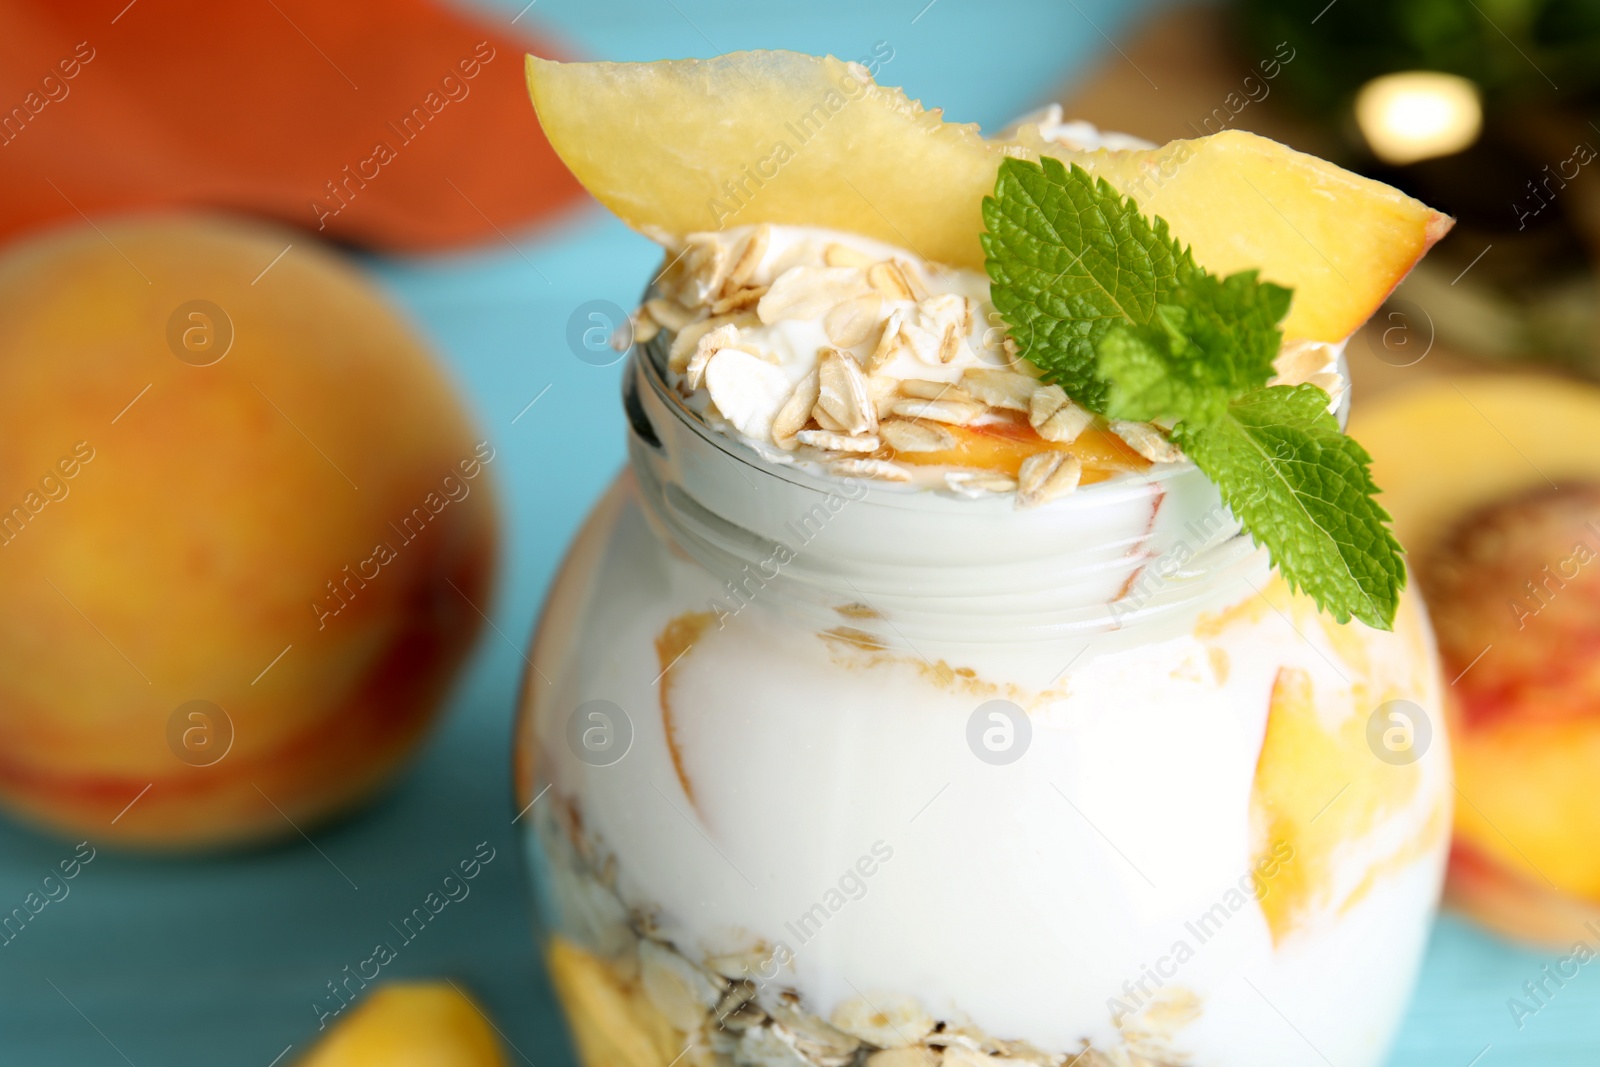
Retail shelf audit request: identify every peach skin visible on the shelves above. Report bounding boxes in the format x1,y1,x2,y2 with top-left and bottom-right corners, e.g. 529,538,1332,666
0,215,498,849
1353,376,1600,944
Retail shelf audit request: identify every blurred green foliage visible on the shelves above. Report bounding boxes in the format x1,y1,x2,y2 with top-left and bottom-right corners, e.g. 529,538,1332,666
1237,0,1600,111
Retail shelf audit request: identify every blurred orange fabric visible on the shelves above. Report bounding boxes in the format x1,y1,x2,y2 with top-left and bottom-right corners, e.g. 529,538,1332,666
0,0,585,251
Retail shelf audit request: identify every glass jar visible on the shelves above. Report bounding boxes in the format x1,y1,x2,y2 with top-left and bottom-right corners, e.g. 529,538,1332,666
516,336,1451,1067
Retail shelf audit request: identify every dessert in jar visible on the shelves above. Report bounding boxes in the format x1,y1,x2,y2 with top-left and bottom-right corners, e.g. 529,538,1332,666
515,51,1455,1067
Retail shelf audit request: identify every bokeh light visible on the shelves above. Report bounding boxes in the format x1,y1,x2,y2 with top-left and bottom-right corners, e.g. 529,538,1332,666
1355,71,1483,165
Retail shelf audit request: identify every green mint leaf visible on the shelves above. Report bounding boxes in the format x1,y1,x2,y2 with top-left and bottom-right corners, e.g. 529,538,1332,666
981,157,1193,412
1095,305,1211,423
1097,270,1292,427
1173,384,1406,630
983,156,1405,629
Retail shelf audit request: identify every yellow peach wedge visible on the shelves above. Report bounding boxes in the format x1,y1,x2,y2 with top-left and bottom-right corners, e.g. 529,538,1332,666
546,937,702,1067
526,50,1451,343
298,983,507,1067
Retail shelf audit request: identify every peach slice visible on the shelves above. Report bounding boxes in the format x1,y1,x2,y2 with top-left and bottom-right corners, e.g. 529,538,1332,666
1043,130,1455,343
887,419,1146,483
300,983,508,1067
526,51,1451,343
546,937,693,1067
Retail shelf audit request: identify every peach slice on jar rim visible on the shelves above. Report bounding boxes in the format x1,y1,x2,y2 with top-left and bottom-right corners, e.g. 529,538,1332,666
525,50,1451,344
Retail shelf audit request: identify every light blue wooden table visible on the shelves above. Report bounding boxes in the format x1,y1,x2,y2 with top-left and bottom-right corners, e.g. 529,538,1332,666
0,0,1592,1063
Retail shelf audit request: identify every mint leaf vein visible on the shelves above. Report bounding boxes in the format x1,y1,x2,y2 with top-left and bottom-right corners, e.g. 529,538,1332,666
981,156,1191,411
1174,385,1405,629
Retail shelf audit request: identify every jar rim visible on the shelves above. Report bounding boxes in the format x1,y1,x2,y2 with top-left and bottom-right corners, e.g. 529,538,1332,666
634,318,1351,512
624,339,1284,645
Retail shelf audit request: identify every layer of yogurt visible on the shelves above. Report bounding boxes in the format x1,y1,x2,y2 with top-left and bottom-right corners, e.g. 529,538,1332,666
534,114,1417,1065
530,481,1450,1067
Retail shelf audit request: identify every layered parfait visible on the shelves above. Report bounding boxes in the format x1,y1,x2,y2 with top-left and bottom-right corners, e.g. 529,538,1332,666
518,51,1454,1067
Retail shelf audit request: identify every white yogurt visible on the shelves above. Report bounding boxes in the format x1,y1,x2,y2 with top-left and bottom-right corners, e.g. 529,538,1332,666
525,423,1449,1066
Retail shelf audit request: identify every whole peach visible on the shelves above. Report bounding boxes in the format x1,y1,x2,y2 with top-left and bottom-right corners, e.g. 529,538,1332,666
0,215,497,848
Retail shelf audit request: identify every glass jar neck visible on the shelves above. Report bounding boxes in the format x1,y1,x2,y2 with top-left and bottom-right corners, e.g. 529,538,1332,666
624,346,1270,646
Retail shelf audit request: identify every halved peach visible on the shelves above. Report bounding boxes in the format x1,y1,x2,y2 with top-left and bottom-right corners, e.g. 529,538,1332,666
1354,375,1600,935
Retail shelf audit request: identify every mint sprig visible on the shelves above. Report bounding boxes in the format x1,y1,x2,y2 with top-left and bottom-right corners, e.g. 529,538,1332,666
983,157,1405,630
981,155,1189,411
